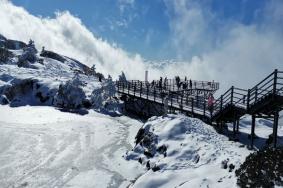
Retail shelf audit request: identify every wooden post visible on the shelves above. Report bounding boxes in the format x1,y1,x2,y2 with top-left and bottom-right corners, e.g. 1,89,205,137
273,69,278,95
231,86,234,104
233,113,236,137
273,111,279,147
146,85,149,99
247,89,250,110
203,102,206,116
170,92,173,110
180,91,183,112
191,98,194,114
251,115,256,149
134,83,136,96
186,91,188,105
220,95,223,111
255,86,258,102
140,82,142,98
236,119,240,133
154,87,156,102
128,82,130,95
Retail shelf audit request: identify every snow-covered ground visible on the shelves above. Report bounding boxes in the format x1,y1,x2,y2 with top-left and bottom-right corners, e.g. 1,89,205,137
0,105,144,188
1,105,282,188
124,114,283,188
1,35,283,188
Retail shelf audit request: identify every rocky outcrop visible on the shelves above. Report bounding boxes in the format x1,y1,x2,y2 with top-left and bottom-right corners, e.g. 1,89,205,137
2,40,27,50
0,47,12,63
236,147,283,187
40,50,66,63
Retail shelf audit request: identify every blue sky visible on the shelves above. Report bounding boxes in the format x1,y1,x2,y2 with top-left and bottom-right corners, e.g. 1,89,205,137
11,0,268,60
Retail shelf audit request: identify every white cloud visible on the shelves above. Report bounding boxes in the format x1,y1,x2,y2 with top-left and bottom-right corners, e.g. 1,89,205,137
0,0,147,80
162,0,283,94
1,0,283,95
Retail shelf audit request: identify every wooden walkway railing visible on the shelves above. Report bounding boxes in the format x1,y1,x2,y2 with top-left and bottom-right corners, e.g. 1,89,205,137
213,86,247,116
116,69,283,148
116,79,214,120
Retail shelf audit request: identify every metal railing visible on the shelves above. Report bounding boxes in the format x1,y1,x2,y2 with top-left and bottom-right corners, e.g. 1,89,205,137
213,86,248,117
116,80,211,118
150,78,219,92
247,69,283,109
116,69,283,121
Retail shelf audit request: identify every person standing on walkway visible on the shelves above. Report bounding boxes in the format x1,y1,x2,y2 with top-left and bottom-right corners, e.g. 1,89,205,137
208,93,215,117
164,77,168,90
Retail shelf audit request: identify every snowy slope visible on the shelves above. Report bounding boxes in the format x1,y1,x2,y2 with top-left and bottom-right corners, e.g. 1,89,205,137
0,35,118,111
124,114,283,188
0,105,144,188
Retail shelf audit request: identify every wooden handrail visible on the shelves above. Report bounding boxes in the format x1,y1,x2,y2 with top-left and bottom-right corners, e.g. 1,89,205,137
116,69,282,120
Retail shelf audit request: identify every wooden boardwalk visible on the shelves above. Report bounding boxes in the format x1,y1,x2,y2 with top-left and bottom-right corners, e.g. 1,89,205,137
116,69,283,148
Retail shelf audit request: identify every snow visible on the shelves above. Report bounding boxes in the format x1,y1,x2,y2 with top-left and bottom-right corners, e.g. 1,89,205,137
124,114,283,188
226,114,283,148
0,38,117,110
1,35,283,187
0,105,144,188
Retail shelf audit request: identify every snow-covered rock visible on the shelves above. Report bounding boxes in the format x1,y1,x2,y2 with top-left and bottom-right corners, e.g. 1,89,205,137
125,114,252,188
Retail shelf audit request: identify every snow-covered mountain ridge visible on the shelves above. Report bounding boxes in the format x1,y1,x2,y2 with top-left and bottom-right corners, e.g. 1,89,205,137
0,34,117,112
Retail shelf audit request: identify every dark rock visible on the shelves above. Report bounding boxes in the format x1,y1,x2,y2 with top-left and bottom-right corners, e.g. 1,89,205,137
35,83,41,89
4,40,27,50
144,150,154,158
82,100,92,108
235,146,283,187
40,50,66,63
221,159,229,169
135,128,145,145
142,135,153,148
229,163,235,172
157,145,167,154
4,79,35,101
194,154,200,163
152,165,160,172
146,161,150,170
35,92,50,103
0,95,9,105
37,58,44,65
0,47,12,63
138,157,142,164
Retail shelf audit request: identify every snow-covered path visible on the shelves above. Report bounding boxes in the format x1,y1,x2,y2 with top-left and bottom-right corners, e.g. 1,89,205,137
0,106,143,188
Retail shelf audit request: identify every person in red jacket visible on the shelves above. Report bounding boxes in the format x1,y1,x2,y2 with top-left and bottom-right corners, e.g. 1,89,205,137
208,93,215,117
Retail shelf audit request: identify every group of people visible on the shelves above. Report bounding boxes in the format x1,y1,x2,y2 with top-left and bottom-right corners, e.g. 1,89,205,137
150,76,195,91
175,76,194,90
148,76,216,115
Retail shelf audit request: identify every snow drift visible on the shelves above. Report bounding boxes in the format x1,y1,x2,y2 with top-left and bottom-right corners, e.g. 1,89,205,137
125,114,252,188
